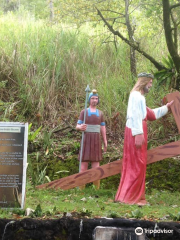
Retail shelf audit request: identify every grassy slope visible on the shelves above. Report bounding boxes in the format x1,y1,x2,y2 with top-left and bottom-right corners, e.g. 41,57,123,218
0,14,180,221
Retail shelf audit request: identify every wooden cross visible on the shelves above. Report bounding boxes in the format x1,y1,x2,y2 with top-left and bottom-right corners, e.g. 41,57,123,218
37,91,180,190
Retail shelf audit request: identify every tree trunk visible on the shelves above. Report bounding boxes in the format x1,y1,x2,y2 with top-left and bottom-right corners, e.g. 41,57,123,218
125,0,137,77
162,0,180,89
49,0,54,21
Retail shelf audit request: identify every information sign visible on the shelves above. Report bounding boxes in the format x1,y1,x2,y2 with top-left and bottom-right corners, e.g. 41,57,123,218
0,122,28,208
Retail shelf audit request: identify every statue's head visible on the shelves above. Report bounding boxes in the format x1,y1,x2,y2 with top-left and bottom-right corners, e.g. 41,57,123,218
132,72,154,93
88,89,99,105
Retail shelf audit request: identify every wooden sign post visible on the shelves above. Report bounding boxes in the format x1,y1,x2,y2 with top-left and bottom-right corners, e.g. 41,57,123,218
37,92,180,190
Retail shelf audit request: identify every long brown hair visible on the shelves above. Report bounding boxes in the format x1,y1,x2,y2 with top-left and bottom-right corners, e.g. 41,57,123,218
131,77,152,93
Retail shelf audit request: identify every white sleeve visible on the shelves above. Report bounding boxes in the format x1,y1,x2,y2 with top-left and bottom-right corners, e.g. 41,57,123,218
126,91,147,136
153,105,168,119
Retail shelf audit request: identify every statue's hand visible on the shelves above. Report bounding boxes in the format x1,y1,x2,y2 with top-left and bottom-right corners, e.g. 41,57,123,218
78,124,87,131
135,134,145,149
166,100,174,110
103,140,107,153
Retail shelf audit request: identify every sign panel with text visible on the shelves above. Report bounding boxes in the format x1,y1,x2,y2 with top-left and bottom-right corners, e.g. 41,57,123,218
0,122,28,208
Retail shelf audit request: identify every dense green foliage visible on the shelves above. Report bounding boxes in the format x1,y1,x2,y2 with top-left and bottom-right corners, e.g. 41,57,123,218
0,2,180,220
0,12,179,192
0,13,172,128
0,13,131,128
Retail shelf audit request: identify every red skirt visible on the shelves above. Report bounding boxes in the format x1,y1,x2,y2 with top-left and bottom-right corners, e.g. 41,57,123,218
78,132,102,162
115,121,148,204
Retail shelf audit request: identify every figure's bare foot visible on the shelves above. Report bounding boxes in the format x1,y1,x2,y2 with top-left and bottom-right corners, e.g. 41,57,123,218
136,200,148,206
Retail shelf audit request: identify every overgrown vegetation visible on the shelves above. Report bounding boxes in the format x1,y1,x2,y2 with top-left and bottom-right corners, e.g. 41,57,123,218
0,13,172,131
0,10,180,221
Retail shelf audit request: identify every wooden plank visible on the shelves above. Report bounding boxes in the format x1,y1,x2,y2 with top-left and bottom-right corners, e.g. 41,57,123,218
37,160,122,190
166,91,180,133
147,140,180,164
37,140,180,190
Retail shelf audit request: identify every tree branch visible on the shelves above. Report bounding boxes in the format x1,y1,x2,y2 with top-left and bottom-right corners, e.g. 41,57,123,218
100,9,124,17
96,7,166,71
170,3,180,10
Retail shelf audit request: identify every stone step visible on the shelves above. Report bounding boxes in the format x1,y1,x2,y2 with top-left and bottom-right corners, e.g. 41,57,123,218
93,226,149,240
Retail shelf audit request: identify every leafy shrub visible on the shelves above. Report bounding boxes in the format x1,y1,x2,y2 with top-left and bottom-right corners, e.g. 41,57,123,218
146,159,180,192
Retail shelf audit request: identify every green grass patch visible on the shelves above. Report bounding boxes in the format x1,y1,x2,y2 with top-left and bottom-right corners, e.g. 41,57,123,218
1,183,180,221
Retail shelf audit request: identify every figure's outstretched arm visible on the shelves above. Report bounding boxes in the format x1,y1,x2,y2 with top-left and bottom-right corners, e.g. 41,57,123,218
147,100,174,121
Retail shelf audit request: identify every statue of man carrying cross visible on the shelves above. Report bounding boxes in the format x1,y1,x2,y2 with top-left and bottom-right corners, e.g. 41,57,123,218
115,72,174,206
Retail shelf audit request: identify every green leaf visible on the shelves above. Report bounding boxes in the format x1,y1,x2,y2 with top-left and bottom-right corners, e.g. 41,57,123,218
131,209,143,219
28,124,42,142
34,204,43,217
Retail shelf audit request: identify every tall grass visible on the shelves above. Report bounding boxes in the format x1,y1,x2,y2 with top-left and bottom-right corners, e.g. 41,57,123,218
0,14,127,127
0,13,173,137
